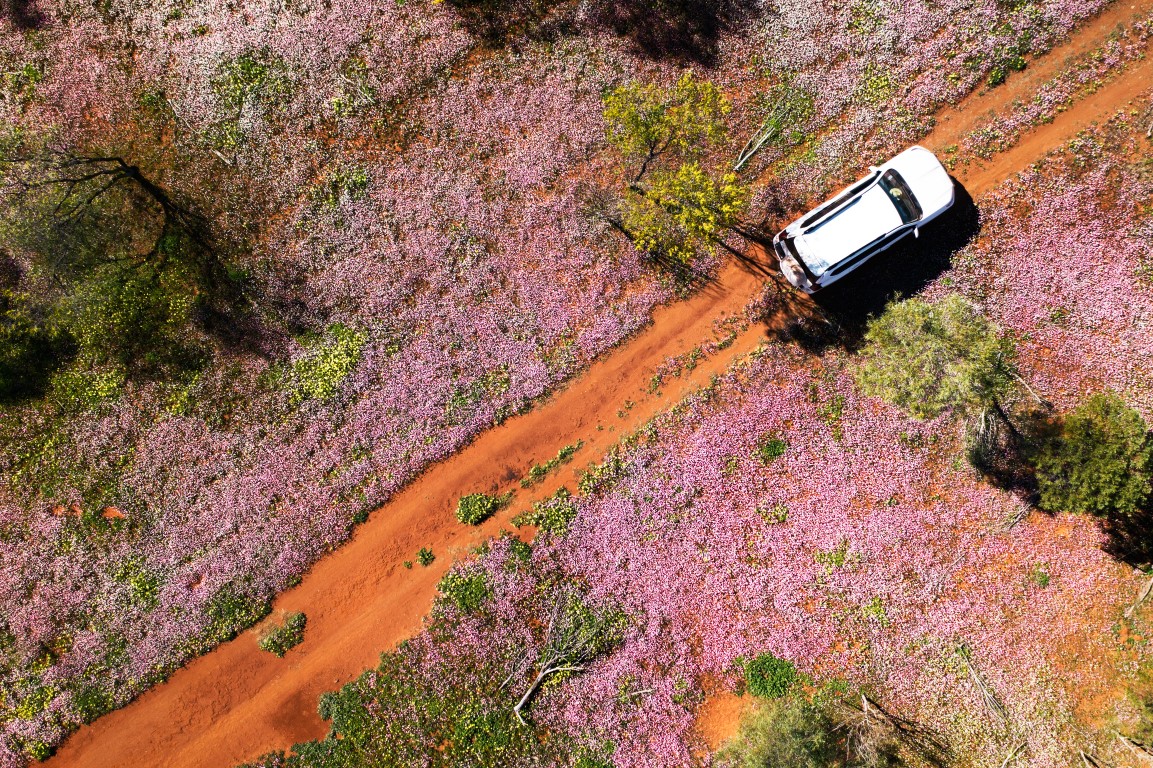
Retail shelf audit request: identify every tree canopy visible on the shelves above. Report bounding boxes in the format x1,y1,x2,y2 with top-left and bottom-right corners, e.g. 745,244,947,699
601,73,748,268
602,72,729,179
854,294,1017,420
1035,391,1153,519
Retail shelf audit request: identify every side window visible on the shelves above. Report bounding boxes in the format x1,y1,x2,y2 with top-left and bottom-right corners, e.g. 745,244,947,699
800,173,879,229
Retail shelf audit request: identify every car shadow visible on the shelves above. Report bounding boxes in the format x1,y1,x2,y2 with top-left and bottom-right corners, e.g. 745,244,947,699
797,176,980,349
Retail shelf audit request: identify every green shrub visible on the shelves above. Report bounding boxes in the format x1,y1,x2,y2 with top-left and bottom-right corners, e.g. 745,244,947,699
455,492,509,525
23,741,52,761
285,323,367,405
71,684,115,725
744,652,797,699
756,436,787,464
204,584,271,645
0,292,73,403
436,570,491,614
757,502,789,524
417,547,435,567
715,695,841,768
258,612,307,657
855,294,1016,420
312,165,370,208
1035,391,1153,518
512,486,579,537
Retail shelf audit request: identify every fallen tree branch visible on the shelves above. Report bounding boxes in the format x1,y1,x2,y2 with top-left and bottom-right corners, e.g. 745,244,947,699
958,643,1010,726
1124,575,1153,619
1117,732,1153,764
1001,742,1027,768
1080,749,1109,768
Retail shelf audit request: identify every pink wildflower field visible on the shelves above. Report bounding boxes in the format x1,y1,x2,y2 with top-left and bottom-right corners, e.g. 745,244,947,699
242,113,1153,768
0,0,1148,764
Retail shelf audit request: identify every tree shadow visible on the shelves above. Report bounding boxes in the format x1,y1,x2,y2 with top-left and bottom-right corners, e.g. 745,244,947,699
1102,508,1153,567
444,0,758,64
966,406,1057,507
809,177,981,347
589,0,760,65
2,0,44,29
971,407,1153,568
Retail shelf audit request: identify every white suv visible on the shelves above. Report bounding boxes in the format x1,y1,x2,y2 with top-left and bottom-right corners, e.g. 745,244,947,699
773,146,955,293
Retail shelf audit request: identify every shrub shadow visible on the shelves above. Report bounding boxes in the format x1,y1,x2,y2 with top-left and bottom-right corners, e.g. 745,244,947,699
1103,508,1153,567
808,177,981,347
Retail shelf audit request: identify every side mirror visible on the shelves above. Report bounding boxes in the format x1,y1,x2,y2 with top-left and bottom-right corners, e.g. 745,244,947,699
913,227,920,239
869,165,880,173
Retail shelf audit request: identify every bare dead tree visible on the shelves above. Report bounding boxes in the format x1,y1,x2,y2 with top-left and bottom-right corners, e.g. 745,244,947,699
832,693,951,767
506,585,624,726
1080,749,1112,768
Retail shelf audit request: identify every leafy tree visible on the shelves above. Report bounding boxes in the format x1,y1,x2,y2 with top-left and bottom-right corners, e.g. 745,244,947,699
603,72,729,182
601,73,749,268
1035,391,1153,518
855,294,1018,421
620,162,749,266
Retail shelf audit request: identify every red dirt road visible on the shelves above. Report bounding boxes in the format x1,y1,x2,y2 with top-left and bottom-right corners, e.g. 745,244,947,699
50,5,1153,766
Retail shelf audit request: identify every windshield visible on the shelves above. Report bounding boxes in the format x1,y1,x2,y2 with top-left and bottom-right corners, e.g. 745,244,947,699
777,236,819,284
879,169,922,224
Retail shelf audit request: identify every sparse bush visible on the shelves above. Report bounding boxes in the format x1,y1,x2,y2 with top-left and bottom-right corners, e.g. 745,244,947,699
436,570,491,614
455,492,509,525
1035,391,1153,518
258,612,307,657
716,695,842,768
744,652,797,699
417,547,435,567
521,441,583,487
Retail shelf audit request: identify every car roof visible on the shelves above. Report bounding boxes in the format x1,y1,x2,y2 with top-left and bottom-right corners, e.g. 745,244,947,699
795,184,902,276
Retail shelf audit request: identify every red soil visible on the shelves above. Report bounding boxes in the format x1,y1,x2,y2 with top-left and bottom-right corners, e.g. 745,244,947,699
47,4,1153,764
694,691,756,755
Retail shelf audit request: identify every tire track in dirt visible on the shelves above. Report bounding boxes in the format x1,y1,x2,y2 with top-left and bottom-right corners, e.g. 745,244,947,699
49,3,1153,765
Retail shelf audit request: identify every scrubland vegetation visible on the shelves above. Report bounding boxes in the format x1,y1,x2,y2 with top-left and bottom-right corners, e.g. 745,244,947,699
246,112,1153,768
1,0,1151,764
